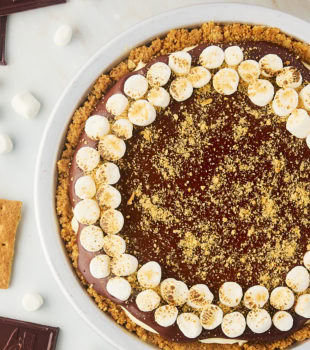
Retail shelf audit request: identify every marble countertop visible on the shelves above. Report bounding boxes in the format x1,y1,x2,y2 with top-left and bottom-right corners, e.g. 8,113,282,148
0,1,309,349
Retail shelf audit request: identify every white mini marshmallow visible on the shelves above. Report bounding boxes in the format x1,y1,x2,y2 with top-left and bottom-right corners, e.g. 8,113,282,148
276,67,302,88
246,309,272,334
295,294,310,318
147,62,171,86
89,254,110,278
75,175,96,199
272,88,299,117
80,225,104,252
74,199,100,225
106,94,129,116
199,46,224,69
54,24,72,46
155,305,178,327
147,87,170,108
98,135,126,161
238,60,260,83
187,66,211,88
170,78,193,102
137,261,162,288
96,162,120,185
76,147,100,172
124,74,148,99
243,285,269,309
85,115,110,140
128,99,156,126
160,278,189,306
219,282,243,307
100,209,124,234
22,293,44,311
96,184,121,209
168,51,192,75
221,312,246,338
224,46,244,66
11,91,41,119
0,133,13,154
187,284,214,309
286,266,310,292
248,79,274,107
112,119,133,140
273,311,293,331
286,109,310,138
136,289,161,312
304,251,310,270
177,313,202,339
103,234,126,257
71,216,79,234
300,84,310,111
259,54,283,77
213,68,239,95
111,253,138,276
200,304,223,330
270,287,295,310
106,277,131,301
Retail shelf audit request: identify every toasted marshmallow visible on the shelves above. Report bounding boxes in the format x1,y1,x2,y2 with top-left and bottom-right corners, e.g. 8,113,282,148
200,304,223,330
54,24,72,46
128,99,156,126
75,175,96,199
248,79,274,106
187,284,214,309
137,261,162,288
100,209,124,234
124,74,148,99
0,133,13,154
221,312,246,338
22,293,44,312
98,135,126,161
106,94,129,116
224,46,244,66
177,313,202,339
259,54,283,77
213,68,239,95
76,147,100,173
136,289,161,312
168,51,192,75
147,62,171,86
147,87,170,108
272,88,299,117
286,266,310,292
103,234,126,257
74,199,100,225
111,253,138,276
286,109,310,138
71,216,79,234
276,67,302,88
219,282,243,307
295,294,310,318
270,287,294,310
188,66,211,88
300,84,310,111
106,277,131,301
89,254,110,278
246,309,272,333
160,278,189,306
96,162,120,185
199,46,224,69
273,311,293,331
238,60,260,83
112,119,133,140
243,285,269,309
304,251,310,270
85,115,110,140
170,78,193,102
11,91,41,119
80,225,104,252
155,305,178,327
96,184,121,209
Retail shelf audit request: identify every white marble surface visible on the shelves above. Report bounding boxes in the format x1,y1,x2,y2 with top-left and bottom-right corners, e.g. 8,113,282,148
0,1,309,349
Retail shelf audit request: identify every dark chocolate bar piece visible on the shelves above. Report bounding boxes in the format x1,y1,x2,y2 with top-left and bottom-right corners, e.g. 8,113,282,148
0,0,66,16
0,16,7,65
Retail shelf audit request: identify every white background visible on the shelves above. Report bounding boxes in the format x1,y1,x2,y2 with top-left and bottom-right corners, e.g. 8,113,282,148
0,0,310,349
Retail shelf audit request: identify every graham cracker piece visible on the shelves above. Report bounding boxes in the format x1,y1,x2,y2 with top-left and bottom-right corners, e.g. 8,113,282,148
0,199,22,289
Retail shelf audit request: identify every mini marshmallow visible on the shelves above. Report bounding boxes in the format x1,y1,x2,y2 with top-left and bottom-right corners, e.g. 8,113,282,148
276,67,302,89
300,84,310,111
246,309,272,334
137,261,162,288
304,251,310,270
22,293,44,311
80,225,104,252
124,74,148,99
103,234,126,257
259,54,283,77
98,135,126,161
286,266,310,292
96,184,121,209
213,68,239,95
273,311,293,331
147,87,170,108
272,88,299,117
74,199,100,225
85,115,110,140
248,79,274,107
160,278,189,306
155,305,178,327
0,133,13,154
170,78,193,102
136,289,161,312
187,284,214,309
238,60,260,83
112,119,133,140
200,304,223,330
96,162,120,185
11,91,41,119
224,46,244,66
187,66,211,88
76,147,100,172
74,175,96,199
89,254,110,278
128,99,156,126
106,94,129,116
286,109,310,138
295,294,310,318
168,51,192,75
106,277,131,301
270,287,294,310
54,24,72,46
243,285,269,309
147,62,171,86
219,282,243,307
111,253,138,276
177,313,202,339
221,312,246,338
199,46,224,69
71,216,79,234
100,209,124,234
